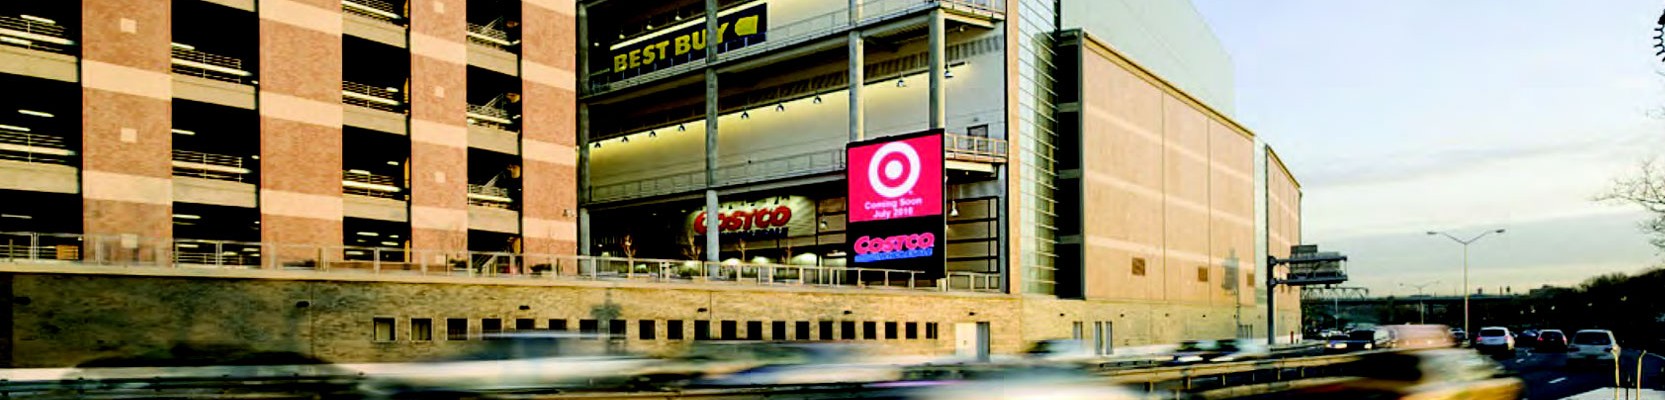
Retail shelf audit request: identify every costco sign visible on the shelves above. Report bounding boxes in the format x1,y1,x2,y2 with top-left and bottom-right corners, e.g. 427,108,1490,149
686,196,814,240
846,130,945,278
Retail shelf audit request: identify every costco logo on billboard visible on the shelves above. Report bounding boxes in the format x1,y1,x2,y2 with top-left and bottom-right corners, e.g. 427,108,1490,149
847,134,943,222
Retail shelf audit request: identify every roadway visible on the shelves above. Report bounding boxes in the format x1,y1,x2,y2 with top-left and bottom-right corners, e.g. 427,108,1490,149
1500,347,1664,400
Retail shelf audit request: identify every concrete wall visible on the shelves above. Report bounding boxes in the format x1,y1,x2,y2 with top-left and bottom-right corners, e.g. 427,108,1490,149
1060,0,1234,116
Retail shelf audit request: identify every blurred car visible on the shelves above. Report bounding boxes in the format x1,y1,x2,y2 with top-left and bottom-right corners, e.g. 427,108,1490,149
1450,328,1468,344
1382,324,1457,349
354,332,656,397
691,343,904,387
1287,349,1523,399
1022,339,1100,364
1326,328,1391,353
1535,329,1568,352
904,366,1144,400
1168,339,1270,365
1320,329,1346,339
1471,327,1515,355
1568,329,1619,367
1517,330,1538,347
632,341,831,387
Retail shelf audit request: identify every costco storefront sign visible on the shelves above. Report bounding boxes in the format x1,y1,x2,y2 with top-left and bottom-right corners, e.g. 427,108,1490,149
846,131,946,278
685,196,815,241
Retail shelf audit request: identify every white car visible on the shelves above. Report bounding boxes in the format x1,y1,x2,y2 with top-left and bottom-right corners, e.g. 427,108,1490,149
1568,329,1619,365
1472,327,1515,354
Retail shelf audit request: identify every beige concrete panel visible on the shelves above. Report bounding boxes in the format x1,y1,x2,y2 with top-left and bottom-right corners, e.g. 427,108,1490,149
467,43,520,77
0,46,78,82
523,217,577,241
201,0,254,12
411,120,467,149
82,170,171,205
173,176,257,208
81,0,170,70
263,91,346,128
344,195,408,222
522,60,576,93
173,75,256,109
468,206,520,234
411,33,466,65
344,107,407,135
259,0,342,36
259,19,342,103
523,0,576,16
521,81,575,146
83,199,171,238
411,226,467,255
468,125,520,155
261,213,342,248
411,205,468,231
83,61,170,100
522,138,575,165
410,141,466,208
410,0,465,37
263,189,345,221
0,160,78,193
81,89,171,177
259,117,342,195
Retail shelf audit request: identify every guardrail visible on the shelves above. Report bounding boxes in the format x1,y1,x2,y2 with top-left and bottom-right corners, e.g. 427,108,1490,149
467,183,515,208
171,44,252,84
342,81,405,113
0,231,1002,294
0,129,74,165
171,149,252,182
945,134,1006,163
465,21,516,51
466,103,516,131
0,14,75,54
1105,348,1371,393
342,0,404,25
343,169,404,199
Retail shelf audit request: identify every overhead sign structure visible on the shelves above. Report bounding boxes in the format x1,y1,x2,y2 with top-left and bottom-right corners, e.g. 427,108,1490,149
846,130,945,279
608,1,767,80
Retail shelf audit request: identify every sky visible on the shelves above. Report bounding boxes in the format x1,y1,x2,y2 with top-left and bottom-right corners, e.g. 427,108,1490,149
1192,0,1665,296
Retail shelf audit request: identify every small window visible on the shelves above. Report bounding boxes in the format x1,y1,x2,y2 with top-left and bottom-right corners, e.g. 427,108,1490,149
863,321,877,340
609,319,626,339
446,318,469,341
1132,258,1147,276
1072,321,1084,339
1247,272,1255,287
515,318,534,331
482,318,503,336
884,322,898,340
841,321,857,340
925,322,939,340
795,321,811,340
373,318,395,341
746,321,762,340
771,321,787,340
695,320,712,340
668,320,685,340
411,318,433,341
721,320,738,340
967,124,989,138
549,319,568,331
580,319,599,338
819,321,835,340
639,320,656,340
1197,266,1209,283
905,322,918,339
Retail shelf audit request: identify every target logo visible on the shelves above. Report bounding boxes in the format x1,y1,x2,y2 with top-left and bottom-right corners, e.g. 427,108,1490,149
867,142,921,198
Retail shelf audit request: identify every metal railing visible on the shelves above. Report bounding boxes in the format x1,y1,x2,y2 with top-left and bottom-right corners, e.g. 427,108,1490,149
588,149,845,203
944,134,1007,163
465,21,516,51
0,14,75,54
588,0,1003,95
0,129,74,165
945,271,1001,292
466,184,515,208
0,231,1003,294
342,170,404,199
171,45,252,84
342,0,404,25
342,81,405,113
171,149,252,182
466,103,516,131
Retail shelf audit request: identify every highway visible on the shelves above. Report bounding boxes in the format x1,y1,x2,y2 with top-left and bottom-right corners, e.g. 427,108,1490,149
1502,347,1664,400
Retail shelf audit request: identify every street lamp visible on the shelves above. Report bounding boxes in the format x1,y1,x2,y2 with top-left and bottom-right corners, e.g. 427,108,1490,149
1399,280,1439,324
1427,229,1505,336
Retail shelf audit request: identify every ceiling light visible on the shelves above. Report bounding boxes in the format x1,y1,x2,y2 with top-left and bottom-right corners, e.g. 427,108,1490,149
171,129,195,135
385,87,400,93
173,214,201,220
1,214,33,220
20,15,56,25
945,68,955,79
387,161,400,166
348,169,371,175
740,110,750,119
380,241,399,246
646,24,654,30
251,155,259,160
0,124,31,132
594,142,601,148
678,123,686,131
356,231,379,237
812,95,822,104
775,103,785,112
621,136,629,143
18,109,53,118
170,42,195,50
896,78,907,87
648,130,657,138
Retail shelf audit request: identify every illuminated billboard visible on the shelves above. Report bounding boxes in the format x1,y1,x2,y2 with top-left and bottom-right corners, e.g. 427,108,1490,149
607,1,767,80
846,130,945,278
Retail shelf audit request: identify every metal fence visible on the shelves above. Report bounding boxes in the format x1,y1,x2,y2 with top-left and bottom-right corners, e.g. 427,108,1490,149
466,103,516,131
0,14,75,54
171,149,252,182
171,45,252,84
466,184,515,209
342,0,404,24
465,22,516,51
342,81,405,113
343,170,404,199
944,134,1007,163
0,129,74,165
0,231,1003,294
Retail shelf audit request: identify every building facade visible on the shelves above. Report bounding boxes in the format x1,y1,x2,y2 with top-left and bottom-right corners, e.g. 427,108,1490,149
0,0,1303,367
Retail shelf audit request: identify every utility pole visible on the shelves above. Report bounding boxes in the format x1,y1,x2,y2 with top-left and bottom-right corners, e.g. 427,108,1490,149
1427,229,1504,336
1400,281,1439,324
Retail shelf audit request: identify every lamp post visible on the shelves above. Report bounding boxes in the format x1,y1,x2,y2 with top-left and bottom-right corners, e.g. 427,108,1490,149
1399,281,1439,324
1427,229,1505,336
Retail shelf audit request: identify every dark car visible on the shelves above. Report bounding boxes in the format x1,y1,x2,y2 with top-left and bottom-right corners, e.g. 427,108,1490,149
1518,330,1539,347
1536,329,1568,352
1326,328,1391,353
1168,339,1270,365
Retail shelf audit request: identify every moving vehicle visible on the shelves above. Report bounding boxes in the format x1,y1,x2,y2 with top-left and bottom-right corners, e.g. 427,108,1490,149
1167,339,1270,365
691,343,904,387
1326,328,1392,353
1381,324,1457,349
1517,330,1539,347
354,332,655,397
1568,329,1619,367
1471,327,1515,355
1450,328,1468,344
1535,329,1568,352
1286,349,1523,399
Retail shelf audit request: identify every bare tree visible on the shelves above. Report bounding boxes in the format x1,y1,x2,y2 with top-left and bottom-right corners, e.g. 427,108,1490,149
1600,158,1665,250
